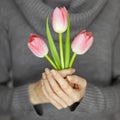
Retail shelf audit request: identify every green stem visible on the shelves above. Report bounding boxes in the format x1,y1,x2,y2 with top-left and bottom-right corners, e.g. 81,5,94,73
45,55,58,70
59,33,64,69
65,13,70,68
69,53,77,68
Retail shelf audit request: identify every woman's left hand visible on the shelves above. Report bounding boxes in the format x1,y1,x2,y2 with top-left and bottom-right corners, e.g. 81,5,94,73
42,68,87,109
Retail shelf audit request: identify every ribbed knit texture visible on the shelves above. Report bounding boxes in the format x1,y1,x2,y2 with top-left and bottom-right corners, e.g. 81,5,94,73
0,0,120,120
14,0,107,40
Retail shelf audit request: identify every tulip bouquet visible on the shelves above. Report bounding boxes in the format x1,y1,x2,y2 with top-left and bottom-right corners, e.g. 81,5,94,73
28,7,94,70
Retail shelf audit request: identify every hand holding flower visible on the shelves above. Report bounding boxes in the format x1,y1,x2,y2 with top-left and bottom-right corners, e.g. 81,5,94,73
29,68,75,106
28,6,91,110
41,68,87,109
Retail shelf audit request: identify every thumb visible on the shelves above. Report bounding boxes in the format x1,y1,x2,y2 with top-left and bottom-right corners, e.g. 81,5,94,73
58,68,76,78
67,75,87,88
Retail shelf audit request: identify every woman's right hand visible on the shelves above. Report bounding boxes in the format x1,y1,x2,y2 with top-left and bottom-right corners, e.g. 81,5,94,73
28,68,75,106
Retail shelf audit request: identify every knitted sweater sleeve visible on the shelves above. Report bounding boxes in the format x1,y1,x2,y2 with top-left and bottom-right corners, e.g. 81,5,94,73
0,22,13,114
0,8,46,120
74,30,120,114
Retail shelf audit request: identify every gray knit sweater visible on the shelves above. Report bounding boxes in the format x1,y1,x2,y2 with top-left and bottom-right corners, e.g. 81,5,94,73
0,0,120,120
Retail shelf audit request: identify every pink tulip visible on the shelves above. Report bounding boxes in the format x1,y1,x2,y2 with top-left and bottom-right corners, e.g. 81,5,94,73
28,34,48,57
71,30,94,55
52,7,68,33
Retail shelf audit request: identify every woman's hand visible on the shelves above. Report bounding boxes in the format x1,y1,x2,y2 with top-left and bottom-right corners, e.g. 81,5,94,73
41,68,87,109
28,68,75,105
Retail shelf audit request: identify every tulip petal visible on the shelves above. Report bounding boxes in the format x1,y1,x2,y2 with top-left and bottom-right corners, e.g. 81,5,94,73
52,7,68,33
71,30,94,55
28,34,48,57
82,36,94,54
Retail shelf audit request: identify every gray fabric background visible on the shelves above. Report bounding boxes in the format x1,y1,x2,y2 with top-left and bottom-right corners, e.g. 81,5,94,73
0,114,118,120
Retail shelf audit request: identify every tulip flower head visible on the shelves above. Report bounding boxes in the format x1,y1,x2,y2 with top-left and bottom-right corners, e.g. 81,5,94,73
28,34,48,58
28,7,94,69
52,7,68,33
71,30,94,55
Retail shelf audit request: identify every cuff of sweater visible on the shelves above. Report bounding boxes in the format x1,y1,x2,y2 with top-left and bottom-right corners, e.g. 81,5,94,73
75,83,104,114
11,84,33,111
11,84,42,119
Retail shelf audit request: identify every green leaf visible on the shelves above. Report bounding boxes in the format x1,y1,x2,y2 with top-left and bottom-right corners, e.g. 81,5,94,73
46,18,61,70
65,13,70,68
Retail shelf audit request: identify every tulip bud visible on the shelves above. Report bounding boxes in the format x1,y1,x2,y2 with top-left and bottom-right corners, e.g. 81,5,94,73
71,30,94,55
28,34,48,57
52,7,68,33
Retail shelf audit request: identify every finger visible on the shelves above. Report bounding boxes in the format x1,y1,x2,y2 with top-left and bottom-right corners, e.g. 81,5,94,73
51,71,85,103
41,81,62,109
58,68,76,78
45,68,76,78
45,68,74,106
42,73,46,80
67,75,87,102
47,71,74,106
51,70,74,96
67,75,87,89
45,68,74,88
42,74,68,108
45,68,50,75
42,78,63,109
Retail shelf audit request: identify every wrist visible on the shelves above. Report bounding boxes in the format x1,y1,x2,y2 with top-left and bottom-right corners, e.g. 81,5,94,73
29,82,49,105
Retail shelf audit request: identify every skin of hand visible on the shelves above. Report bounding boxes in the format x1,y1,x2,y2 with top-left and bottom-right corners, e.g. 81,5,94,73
29,68,76,105
41,68,87,110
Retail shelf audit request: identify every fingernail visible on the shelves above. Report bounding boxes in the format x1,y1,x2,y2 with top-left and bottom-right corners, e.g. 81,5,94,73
51,69,56,75
45,68,49,74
